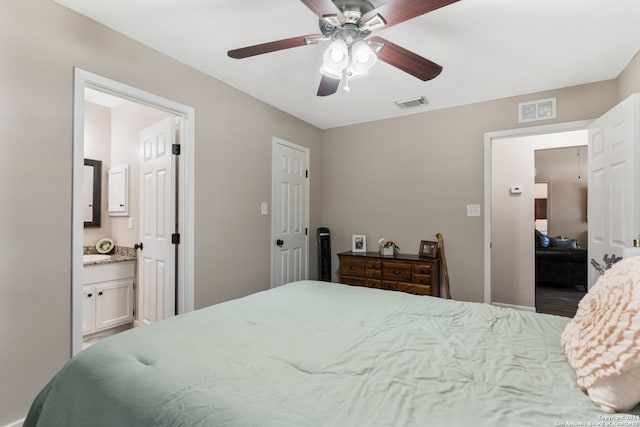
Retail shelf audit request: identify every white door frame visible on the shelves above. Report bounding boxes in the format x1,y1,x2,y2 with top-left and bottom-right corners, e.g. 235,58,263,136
270,137,310,287
72,68,195,356
483,120,592,304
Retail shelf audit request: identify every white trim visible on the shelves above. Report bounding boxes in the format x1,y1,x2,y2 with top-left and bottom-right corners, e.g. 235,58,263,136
483,120,592,305
72,68,195,356
491,302,537,313
4,419,24,427
270,137,310,287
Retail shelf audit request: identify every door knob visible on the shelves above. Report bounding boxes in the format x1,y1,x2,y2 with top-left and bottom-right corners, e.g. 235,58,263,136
134,242,144,250
276,239,284,247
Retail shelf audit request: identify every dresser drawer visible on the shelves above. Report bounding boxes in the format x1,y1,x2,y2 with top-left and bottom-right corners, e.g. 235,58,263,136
366,279,382,289
341,276,368,287
413,274,432,286
413,264,433,275
366,259,382,270
396,283,432,296
383,261,412,282
340,257,366,277
366,268,382,279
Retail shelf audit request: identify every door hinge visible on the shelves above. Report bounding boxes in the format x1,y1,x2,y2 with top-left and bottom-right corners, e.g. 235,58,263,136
172,233,181,244
172,144,181,155
305,170,308,178
305,227,308,236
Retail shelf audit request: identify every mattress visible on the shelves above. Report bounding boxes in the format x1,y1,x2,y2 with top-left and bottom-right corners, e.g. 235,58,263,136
25,280,640,426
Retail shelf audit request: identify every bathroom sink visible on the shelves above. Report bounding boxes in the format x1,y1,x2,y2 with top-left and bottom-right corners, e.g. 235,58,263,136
83,254,112,263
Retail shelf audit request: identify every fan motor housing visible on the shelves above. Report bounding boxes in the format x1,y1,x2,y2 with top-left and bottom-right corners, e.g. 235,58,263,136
320,0,377,41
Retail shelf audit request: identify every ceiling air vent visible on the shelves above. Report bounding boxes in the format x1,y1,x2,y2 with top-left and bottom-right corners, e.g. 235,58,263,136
395,96,429,109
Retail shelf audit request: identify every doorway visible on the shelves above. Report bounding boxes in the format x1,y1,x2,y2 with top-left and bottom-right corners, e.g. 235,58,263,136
483,120,591,309
533,146,588,317
72,69,195,356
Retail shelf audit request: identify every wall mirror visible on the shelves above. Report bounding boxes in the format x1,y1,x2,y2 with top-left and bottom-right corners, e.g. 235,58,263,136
84,158,102,228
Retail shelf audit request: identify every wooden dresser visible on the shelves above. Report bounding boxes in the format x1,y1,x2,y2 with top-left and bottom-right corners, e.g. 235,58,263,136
338,251,440,297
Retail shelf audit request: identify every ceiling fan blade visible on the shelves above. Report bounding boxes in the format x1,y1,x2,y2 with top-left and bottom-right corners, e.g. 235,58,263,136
317,75,341,96
228,34,322,59
362,0,460,31
370,36,442,81
299,0,346,24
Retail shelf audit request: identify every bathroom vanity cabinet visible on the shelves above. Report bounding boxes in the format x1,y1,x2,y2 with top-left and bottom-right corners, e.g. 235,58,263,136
83,261,135,335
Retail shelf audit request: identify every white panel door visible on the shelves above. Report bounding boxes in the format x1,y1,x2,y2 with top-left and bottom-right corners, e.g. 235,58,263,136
271,138,309,287
588,94,640,287
139,117,176,324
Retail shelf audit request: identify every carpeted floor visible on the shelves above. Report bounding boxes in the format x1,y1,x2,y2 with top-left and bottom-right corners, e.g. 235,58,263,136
535,284,586,318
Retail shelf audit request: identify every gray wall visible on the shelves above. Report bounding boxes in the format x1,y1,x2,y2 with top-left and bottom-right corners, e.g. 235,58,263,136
319,82,618,304
535,146,589,246
0,1,322,423
2,0,640,424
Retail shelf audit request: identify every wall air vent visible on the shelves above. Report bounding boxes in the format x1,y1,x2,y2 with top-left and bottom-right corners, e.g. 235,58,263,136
518,97,557,123
395,96,429,109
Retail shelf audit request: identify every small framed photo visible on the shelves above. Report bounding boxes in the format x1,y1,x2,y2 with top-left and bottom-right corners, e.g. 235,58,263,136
352,235,367,253
419,240,438,258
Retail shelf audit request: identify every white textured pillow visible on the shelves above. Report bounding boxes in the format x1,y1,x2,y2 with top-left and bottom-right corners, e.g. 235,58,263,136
561,256,640,412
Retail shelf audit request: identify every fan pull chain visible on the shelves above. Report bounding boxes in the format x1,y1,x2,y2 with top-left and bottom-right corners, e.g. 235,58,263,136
343,47,351,92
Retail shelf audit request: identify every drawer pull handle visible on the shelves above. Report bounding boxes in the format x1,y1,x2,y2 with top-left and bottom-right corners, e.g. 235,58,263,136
350,266,357,270
87,293,92,298
393,269,401,275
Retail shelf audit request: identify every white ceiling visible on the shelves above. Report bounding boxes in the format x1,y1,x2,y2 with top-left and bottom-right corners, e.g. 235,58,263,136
54,0,640,129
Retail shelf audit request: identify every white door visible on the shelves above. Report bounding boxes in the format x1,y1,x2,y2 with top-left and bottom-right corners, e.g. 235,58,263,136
588,93,640,288
139,117,177,324
271,138,309,287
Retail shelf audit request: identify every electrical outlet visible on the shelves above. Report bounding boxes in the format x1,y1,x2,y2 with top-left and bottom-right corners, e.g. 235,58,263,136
467,204,481,217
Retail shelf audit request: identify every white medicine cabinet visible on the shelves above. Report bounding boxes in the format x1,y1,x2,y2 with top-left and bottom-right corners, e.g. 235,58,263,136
108,165,129,216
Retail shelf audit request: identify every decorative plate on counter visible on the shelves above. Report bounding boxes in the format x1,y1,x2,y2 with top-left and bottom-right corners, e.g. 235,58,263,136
96,238,115,254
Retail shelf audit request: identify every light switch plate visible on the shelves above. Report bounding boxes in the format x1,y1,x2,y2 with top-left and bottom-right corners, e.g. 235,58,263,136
467,204,481,217
261,202,268,215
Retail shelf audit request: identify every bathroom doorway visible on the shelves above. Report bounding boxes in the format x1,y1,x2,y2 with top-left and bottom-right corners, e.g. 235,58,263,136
72,69,195,356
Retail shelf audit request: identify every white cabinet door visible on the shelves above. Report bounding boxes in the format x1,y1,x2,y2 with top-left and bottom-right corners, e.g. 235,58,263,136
95,279,134,331
83,261,135,336
108,165,129,216
82,286,96,334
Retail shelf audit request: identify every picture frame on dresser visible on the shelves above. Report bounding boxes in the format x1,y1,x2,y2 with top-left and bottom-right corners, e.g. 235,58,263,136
352,235,367,253
419,240,438,258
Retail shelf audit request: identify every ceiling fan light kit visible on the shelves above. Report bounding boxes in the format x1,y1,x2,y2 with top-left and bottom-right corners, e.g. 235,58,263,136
227,0,460,97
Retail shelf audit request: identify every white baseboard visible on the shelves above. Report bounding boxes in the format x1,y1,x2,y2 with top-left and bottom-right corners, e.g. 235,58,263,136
5,419,24,427
491,302,537,312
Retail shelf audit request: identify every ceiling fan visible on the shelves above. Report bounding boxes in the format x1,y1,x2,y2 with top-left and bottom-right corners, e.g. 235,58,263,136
227,0,460,96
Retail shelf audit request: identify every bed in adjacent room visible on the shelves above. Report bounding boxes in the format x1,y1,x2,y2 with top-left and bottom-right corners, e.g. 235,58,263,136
25,270,640,426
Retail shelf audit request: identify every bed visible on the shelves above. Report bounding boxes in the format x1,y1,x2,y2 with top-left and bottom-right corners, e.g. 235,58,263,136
25,279,640,426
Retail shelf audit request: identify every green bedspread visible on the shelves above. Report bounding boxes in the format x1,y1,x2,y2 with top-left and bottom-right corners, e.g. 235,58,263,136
25,281,640,426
